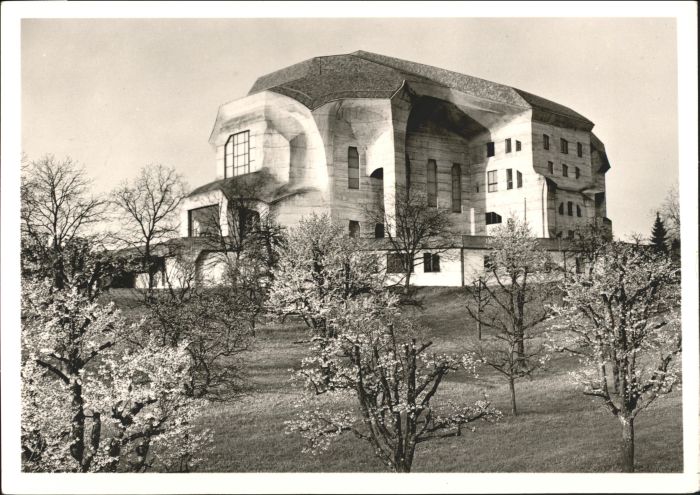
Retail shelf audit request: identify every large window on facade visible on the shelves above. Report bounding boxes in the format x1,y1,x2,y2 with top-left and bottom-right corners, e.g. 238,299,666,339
427,159,437,207
506,169,513,190
486,142,495,157
451,163,462,212
423,253,441,273
387,253,412,274
543,134,550,150
517,171,523,188
487,170,498,192
224,130,251,178
485,211,502,225
348,147,360,189
188,205,219,237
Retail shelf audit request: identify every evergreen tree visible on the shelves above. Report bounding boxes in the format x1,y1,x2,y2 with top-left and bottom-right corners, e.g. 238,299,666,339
650,212,668,253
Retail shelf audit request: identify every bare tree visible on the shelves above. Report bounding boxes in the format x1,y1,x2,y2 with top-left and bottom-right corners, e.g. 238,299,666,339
659,185,680,258
21,155,109,291
112,164,187,292
549,242,681,472
365,186,453,294
464,219,552,415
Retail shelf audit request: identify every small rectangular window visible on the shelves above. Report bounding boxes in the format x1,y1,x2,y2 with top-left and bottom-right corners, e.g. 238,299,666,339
559,203,564,215
374,223,384,239
562,164,569,177
451,164,462,213
486,142,495,157
543,134,550,150
505,138,512,153
576,205,582,217
423,253,441,273
575,166,580,179
548,161,554,174
516,140,522,151
567,201,573,216
577,142,583,157
387,253,412,273
516,171,523,188
485,211,502,225
348,147,360,189
506,169,513,190
561,138,569,154
349,220,360,238
487,170,498,192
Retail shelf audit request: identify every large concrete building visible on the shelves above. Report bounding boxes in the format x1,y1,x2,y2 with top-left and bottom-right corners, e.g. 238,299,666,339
163,51,612,287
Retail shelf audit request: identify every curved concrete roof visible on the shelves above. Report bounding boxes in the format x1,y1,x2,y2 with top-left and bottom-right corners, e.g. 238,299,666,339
249,50,593,127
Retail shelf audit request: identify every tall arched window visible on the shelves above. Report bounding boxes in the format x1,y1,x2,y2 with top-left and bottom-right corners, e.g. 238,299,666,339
348,147,359,189
405,154,412,192
451,163,462,212
427,159,437,207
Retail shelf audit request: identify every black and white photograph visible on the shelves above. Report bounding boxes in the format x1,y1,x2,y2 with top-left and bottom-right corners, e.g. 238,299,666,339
1,2,698,493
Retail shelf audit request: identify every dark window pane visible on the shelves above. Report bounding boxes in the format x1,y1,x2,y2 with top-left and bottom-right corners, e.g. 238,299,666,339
548,161,554,174
516,140,522,151
486,142,495,157
374,223,384,239
348,147,360,189
451,164,462,212
506,169,513,190
487,170,498,192
543,134,550,150
505,138,512,153
561,138,568,154
349,220,360,238
427,159,437,207
517,171,523,188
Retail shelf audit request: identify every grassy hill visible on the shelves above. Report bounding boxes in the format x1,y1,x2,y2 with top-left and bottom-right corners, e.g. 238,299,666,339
111,287,683,473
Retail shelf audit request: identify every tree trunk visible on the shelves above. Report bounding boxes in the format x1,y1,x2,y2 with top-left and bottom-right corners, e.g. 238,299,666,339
508,377,517,416
69,380,85,467
620,416,635,472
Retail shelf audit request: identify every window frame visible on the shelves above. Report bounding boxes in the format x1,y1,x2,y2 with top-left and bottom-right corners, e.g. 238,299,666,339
374,223,385,239
505,138,512,154
567,201,573,216
486,141,495,157
516,170,523,188
548,161,554,175
577,142,583,157
487,170,498,193
427,159,438,207
485,211,502,225
561,138,569,154
506,168,513,190
349,220,360,238
188,204,220,238
451,163,462,213
516,140,522,151
387,253,412,274
423,253,441,273
576,205,582,217
575,166,580,179
543,134,550,150
348,146,360,189
224,130,251,178
562,164,569,177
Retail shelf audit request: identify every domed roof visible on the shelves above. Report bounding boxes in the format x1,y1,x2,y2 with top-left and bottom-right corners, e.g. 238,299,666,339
249,50,592,128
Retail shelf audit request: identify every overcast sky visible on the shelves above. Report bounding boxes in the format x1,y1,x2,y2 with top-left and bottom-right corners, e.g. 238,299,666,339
21,17,679,240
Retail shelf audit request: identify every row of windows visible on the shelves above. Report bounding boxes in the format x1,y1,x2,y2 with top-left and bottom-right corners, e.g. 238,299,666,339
386,253,441,273
486,138,522,158
558,201,583,217
487,168,523,193
547,161,581,179
543,134,584,157
349,221,385,239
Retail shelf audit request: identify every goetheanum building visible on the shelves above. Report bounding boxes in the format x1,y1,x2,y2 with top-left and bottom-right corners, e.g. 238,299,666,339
161,51,612,287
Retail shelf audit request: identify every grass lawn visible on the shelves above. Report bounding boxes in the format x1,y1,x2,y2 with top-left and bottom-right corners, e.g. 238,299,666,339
111,287,683,473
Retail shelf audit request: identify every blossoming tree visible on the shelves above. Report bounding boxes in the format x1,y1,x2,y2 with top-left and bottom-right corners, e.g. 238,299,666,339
21,281,211,472
549,242,681,472
286,297,500,472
